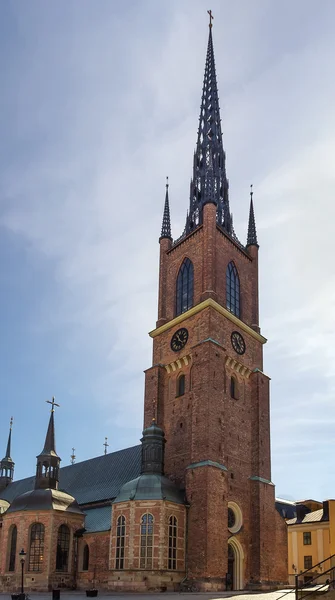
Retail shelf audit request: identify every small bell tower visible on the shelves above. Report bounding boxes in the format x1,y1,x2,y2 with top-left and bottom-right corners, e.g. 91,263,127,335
35,397,61,490
0,417,14,493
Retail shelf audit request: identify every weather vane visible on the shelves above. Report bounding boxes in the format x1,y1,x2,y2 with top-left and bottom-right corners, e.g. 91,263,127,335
207,9,214,28
71,447,76,465
46,396,60,412
103,437,109,455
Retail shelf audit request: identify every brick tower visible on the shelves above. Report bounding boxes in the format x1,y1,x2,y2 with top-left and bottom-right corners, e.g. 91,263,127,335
144,17,287,591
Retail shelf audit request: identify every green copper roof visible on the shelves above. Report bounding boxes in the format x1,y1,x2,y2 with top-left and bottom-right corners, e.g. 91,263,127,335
114,473,185,504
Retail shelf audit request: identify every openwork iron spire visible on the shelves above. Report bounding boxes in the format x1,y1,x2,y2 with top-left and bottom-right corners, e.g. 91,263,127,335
246,185,258,247
185,19,233,237
160,177,172,241
4,417,13,461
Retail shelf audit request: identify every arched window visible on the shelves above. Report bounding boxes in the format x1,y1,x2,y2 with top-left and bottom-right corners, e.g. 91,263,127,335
8,525,17,572
176,258,194,316
115,515,125,570
230,376,238,399
56,524,70,572
176,374,185,397
140,513,154,569
28,523,45,572
82,544,89,571
226,262,240,318
168,516,177,570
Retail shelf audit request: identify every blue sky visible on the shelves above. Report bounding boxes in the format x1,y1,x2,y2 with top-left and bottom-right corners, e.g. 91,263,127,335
1,0,335,501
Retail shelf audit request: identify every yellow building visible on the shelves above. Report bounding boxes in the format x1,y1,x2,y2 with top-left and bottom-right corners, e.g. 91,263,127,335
287,499,335,586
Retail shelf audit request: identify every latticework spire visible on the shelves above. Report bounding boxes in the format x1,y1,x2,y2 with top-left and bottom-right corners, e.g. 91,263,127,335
185,22,233,237
160,177,172,241
246,185,258,247
4,417,13,461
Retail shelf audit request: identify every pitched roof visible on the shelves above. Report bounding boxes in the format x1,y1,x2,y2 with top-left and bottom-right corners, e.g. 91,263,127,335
0,445,142,506
85,505,112,533
287,508,324,525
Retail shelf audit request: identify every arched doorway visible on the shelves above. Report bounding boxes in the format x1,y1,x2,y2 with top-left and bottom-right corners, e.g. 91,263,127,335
227,544,235,589
228,538,244,590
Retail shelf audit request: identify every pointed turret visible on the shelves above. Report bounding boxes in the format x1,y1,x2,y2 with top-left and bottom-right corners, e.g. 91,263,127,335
35,398,61,490
0,417,15,492
246,185,259,248
185,18,233,237
160,177,172,241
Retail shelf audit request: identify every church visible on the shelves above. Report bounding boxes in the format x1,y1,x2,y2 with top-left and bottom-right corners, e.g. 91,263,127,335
0,18,288,593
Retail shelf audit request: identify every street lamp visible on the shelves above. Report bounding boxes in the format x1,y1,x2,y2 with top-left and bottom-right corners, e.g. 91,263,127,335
19,548,26,599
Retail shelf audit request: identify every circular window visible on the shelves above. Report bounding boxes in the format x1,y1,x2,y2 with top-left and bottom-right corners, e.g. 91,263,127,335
228,502,243,534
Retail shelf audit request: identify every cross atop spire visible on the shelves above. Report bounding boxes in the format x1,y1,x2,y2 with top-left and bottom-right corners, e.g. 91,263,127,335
246,184,259,248
160,177,172,241
184,16,237,241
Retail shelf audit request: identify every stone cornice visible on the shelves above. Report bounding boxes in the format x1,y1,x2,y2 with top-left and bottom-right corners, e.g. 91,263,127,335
149,298,267,345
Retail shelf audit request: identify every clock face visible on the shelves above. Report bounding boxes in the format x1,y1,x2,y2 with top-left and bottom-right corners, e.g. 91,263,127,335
231,331,246,355
170,328,189,352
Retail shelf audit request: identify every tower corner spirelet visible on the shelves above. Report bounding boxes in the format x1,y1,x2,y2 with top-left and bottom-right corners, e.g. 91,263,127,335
246,184,259,248
159,176,172,242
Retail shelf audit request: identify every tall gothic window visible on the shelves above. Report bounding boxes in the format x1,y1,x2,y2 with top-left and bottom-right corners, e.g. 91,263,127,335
28,523,45,572
168,516,177,570
140,513,154,569
56,524,70,572
176,258,194,316
82,544,89,571
8,525,17,572
226,262,240,318
176,374,185,397
115,515,125,570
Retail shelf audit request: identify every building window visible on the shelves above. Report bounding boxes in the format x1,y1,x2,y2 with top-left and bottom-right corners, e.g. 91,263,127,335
177,374,185,397
304,555,313,570
8,525,17,572
303,532,312,545
140,513,154,569
168,516,177,570
230,376,238,399
226,262,240,318
56,524,70,572
28,523,45,572
82,544,89,571
176,258,194,316
115,515,126,570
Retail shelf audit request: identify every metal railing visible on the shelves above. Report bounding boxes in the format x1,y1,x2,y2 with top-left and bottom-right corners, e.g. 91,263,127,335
277,554,335,600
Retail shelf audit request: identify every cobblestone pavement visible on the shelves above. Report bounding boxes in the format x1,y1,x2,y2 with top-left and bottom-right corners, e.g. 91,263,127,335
0,590,295,600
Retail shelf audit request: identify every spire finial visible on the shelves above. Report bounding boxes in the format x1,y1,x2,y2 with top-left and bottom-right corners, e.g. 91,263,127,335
103,437,109,455
160,177,172,241
46,396,59,413
207,9,214,28
246,184,259,248
70,447,76,465
10,416,13,430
